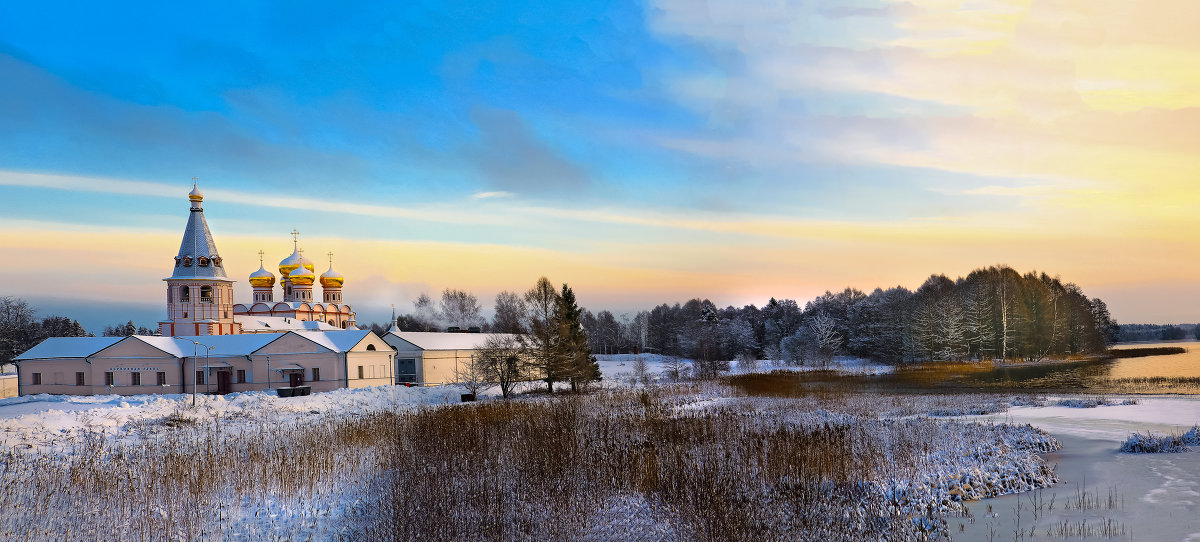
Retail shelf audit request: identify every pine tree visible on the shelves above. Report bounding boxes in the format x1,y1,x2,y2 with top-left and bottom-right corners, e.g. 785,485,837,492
558,284,600,392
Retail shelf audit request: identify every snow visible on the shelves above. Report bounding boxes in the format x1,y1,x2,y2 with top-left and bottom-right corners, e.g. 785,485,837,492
0,386,465,454
12,336,122,360
384,331,519,350
970,396,1200,442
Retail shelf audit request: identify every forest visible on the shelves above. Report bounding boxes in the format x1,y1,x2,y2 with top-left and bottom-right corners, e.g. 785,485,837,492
576,265,1119,365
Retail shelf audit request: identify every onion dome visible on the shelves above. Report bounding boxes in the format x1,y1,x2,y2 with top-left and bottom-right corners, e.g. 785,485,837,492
279,248,303,277
249,264,276,288
288,264,316,286
320,264,344,289
189,184,204,202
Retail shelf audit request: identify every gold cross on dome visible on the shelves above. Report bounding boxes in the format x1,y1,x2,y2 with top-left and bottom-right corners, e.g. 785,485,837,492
257,250,265,265
327,251,334,266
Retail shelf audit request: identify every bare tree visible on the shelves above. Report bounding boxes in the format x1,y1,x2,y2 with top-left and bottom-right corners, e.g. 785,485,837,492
809,313,841,368
453,353,490,400
524,277,563,393
631,355,649,385
413,293,441,331
441,288,483,330
662,355,690,381
475,334,528,398
491,290,526,334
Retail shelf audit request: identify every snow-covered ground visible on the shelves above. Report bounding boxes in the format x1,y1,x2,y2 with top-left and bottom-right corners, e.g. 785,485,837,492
3,357,1199,540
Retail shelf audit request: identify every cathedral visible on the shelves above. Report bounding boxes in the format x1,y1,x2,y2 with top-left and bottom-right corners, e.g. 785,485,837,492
157,184,356,336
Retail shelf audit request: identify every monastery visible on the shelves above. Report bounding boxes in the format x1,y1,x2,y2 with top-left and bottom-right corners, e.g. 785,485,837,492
12,184,514,396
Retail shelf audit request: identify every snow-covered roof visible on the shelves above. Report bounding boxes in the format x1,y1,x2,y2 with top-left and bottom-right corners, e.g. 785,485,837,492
160,334,287,357
14,337,124,361
383,331,519,351
235,315,342,332
293,330,374,353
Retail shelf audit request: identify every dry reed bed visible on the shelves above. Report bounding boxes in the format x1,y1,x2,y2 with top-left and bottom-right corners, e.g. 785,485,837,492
0,410,404,541
352,387,1060,541
0,385,1060,541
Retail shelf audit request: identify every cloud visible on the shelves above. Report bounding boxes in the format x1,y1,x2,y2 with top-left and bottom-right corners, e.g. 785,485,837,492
463,107,592,195
472,190,515,199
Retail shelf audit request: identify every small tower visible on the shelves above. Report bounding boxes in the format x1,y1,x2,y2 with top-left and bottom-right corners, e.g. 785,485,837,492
249,250,276,303
159,181,241,336
278,230,315,302
287,258,316,302
320,252,345,305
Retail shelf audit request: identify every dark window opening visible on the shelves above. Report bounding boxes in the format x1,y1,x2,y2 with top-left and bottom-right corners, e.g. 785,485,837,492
131,372,141,386
198,257,209,267
180,286,190,303
236,369,246,384
312,367,320,381
183,256,193,267
104,372,114,386
366,344,376,351
196,371,205,385
76,372,85,386
156,372,166,386
200,286,214,303
32,373,41,385
357,365,364,379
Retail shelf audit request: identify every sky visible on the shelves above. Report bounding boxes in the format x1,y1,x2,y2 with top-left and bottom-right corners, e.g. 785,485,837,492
1,0,1198,331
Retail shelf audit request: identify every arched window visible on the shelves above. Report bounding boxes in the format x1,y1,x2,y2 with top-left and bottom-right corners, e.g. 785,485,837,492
180,286,190,303
366,344,376,351
200,286,214,303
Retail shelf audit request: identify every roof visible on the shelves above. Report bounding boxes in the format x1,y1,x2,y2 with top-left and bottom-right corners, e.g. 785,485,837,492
162,334,287,357
168,191,229,280
235,315,341,332
13,336,123,360
293,329,374,352
384,331,520,351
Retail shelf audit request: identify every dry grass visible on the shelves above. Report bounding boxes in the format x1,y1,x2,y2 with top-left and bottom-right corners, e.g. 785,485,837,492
0,384,1060,541
352,386,1058,541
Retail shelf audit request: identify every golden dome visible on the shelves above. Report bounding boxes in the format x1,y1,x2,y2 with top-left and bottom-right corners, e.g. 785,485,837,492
289,265,316,286
320,265,344,289
249,264,276,288
279,249,303,277
189,183,204,202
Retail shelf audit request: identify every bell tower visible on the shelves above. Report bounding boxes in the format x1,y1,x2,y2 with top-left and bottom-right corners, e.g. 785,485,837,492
158,181,242,336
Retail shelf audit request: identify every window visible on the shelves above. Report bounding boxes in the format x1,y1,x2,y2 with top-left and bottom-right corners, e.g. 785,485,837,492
104,372,114,386
213,257,222,267
312,367,320,381
157,372,166,386
366,344,376,351
76,372,85,386
183,256,193,267
180,286,190,303
196,371,205,385
131,372,142,386
236,369,246,384
198,256,209,267
357,365,364,379
31,373,41,385
200,286,214,303
174,257,181,267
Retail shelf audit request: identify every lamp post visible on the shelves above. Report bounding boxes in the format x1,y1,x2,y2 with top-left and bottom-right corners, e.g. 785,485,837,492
183,339,214,408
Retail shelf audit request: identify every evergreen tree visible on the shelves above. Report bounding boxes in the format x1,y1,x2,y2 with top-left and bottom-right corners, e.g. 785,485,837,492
558,284,600,392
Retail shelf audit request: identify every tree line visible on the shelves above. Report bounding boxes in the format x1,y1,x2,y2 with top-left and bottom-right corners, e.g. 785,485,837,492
0,297,90,368
390,277,600,398
572,266,1120,365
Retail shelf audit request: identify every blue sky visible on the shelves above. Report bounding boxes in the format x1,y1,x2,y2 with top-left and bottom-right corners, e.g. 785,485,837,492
2,0,1199,331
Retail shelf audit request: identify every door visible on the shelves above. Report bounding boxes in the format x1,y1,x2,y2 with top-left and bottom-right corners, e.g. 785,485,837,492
289,372,303,387
216,371,232,395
